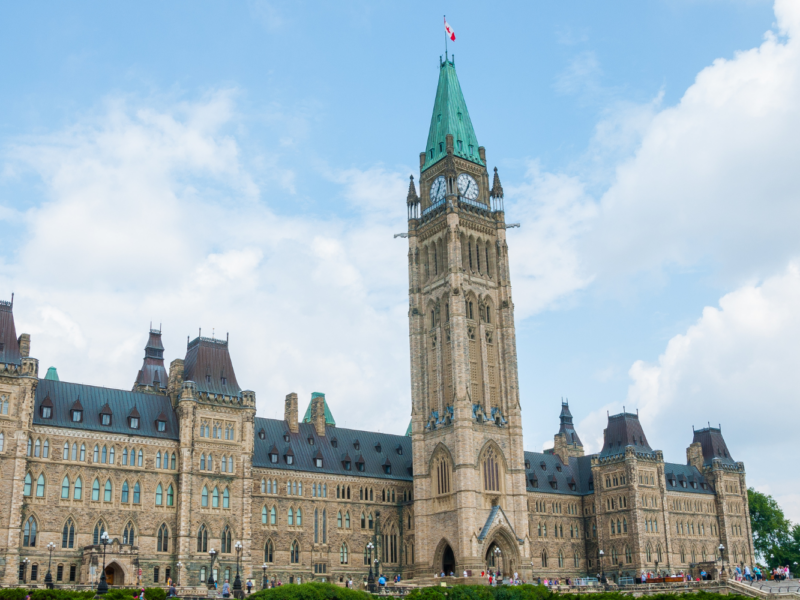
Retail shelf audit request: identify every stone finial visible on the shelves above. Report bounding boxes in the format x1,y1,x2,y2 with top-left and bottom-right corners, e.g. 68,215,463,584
285,393,299,433
407,175,418,203
18,333,30,358
310,395,326,437
490,167,504,199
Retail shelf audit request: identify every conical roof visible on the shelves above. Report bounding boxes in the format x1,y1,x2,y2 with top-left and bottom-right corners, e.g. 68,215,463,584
44,367,60,381
421,57,484,173
302,392,336,426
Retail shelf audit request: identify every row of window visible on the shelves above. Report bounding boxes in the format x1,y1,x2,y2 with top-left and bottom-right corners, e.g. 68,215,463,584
52,403,165,432
536,549,582,569
199,453,235,472
257,479,408,503
675,520,719,536
535,522,581,539
200,485,231,509
27,438,165,469
18,562,78,583
199,420,236,440
606,496,628,510
24,471,175,507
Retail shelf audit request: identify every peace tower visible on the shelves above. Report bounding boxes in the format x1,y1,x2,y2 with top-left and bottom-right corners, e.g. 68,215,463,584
406,55,533,579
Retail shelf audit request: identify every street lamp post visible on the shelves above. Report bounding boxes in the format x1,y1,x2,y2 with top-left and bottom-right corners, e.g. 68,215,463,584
97,531,110,595
655,560,659,579
233,541,243,599
262,563,267,590
599,550,605,583
45,542,56,589
21,558,30,584
719,544,726,578
176,562,182,587
366,542,375,593
208,549,218,589
494,547,502,582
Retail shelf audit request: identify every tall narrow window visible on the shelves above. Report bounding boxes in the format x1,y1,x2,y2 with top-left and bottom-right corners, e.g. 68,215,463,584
212,487,219,508
223,487,230,508
171,453,176,470
72,443,77,461
197,525,208,552
104,480,112,502
290,541,300,564
24,473,32,496
43,440,49,458
156,483,163,505
221,526,232,553
121,481,129,503
93,521,105,545
202,486,209,507
133,482,141,504
74,477,82,500
270,506,276,525
92,478,100,501
61,476,70,499
123,522,135,545
122,447,128,465
265,540,274,563
101,446,107,464
62,518,75,549
157,524,169,552
137,450,143,467
167,485,174,506
23,516,37,547
156,452,162,469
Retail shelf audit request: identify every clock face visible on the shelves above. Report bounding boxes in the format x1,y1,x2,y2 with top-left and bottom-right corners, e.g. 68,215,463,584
430,176,447,203
457,173,479,201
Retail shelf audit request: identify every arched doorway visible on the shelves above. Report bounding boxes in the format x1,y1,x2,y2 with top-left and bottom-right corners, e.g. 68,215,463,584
105,562,124,586
485,542,501,572
442,545,455,576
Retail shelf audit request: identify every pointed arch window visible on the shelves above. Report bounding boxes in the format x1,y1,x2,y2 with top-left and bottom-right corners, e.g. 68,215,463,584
623,518,628,533
101,445,107,464
200,454,206,470
24,472,32,496
221,526,232,553
137,449,143,467
61,476,70,499
43,439,49,458
482,447,501,492
228,456,234,472
261,479,266,493
264,539,274,563
80,444,86,461
62,518,75,548
133,481,141,504
157,524,169,552
121,481,129,503
541,549,548,568
123,522,135,545
197,524,208,552
337,511,343,528
23,516,37,546
156,451,162,469
104,479,112,502
558,550,564,568
270,506,277,525
92,478,101,501
223,487,230,508
93,521,105,545
368,513,373,529
202,486,209,507
262,506,268,524
212,486,220,508
170,452,176,470
122,447,128,465
290,540,300,563
93,445,99,462
345,512,351,528
340,542,349,565
156,483,163,505
288,508,294,526
167,484,174,506
36,473,45,497
109,446,114,464
74,476,82,500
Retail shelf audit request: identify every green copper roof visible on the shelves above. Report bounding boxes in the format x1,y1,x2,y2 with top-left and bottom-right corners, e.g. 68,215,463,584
405,420,412,437
302,392,336,426
44,366,59,381
422,57,484,173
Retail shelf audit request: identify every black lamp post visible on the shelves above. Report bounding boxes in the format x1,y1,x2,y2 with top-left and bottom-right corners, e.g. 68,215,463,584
233,541,243,599
599,550,605,583
22,558,30,584
176,561,182,587
262,563,267,590
97,531,110,595
494,547,502,581
45,542,56,589
367,542,375,593
719,544,726,578
208,549,217,589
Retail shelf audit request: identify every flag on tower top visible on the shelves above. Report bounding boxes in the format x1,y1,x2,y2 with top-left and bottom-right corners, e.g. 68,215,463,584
444,17,456,42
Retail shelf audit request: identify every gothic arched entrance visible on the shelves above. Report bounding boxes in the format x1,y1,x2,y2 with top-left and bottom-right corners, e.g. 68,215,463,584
442,545,455,576
105,562,124,585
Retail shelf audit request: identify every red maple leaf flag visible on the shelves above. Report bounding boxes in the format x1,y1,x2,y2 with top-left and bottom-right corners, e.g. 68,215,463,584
444,18,456,42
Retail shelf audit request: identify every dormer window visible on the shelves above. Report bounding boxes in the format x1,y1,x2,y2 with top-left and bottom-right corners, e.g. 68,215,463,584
130,417,139,429
702,483,708,490
283,433,290,442
540,462,546,471
258,429,266,440
220,372,227,385
384,464,392,475
396,445,403,455
569,483,577,491
331,437,338,448
70,399,84,423
206,374,211,384
343,460,351,470
691,481,698,489
40,396,53,419
550,481,558,490
681,481,687,488
556,465,562,472
356,456,365,472
102,414,111,426
286,455,294,465
374,443,381,453
157,420,166,432
353,440,360,451
308,437,315,446
525,460,531,470
315,458,323,468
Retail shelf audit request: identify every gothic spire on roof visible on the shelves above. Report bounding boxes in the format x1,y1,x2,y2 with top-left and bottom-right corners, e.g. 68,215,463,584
422,57,484,172
134,326,169,393
407,175,418,202
490,167,504,199
557,398,583,447
0,294,21,366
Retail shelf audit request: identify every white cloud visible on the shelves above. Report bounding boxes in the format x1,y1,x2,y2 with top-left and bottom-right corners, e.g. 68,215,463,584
580,264,800,521
0,92,411,434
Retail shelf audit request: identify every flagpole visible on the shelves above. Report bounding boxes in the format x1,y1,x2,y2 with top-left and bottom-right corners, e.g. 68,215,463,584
444,15,448,60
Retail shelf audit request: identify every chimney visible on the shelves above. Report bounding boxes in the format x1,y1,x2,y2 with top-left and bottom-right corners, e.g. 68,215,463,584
687,441,703,472
18,333,30,358
285,393,299,433
310,394,326,437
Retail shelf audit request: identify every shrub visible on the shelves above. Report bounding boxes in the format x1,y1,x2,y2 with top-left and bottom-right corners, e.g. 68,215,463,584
102,588,166,600
249,582,372,600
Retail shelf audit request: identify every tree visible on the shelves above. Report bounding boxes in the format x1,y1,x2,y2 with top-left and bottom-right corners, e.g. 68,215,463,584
748,487,790,565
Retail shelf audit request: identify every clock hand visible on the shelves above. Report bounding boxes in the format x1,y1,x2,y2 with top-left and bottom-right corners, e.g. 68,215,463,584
465,181,472,196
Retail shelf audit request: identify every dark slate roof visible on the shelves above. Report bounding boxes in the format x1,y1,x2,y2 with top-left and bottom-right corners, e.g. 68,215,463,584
600,411,655,458
0,298,21,366
692,427,735,466
524,451,593,496
664,462,716,495
34,379,179,440
558,400,583,447
253,418,412,481
183,336,241,396
135,329,168,390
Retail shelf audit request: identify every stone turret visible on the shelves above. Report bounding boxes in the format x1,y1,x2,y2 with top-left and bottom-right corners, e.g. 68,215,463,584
553,399,584,463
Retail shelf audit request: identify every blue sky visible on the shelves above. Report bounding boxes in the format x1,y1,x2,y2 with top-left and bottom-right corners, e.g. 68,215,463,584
4,1,800,519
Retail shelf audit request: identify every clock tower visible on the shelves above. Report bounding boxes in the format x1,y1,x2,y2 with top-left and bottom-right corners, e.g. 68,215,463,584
407,55,531,579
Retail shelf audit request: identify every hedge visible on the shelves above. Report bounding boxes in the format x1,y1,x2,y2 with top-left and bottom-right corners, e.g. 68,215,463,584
405,586,755,600
0,589,163,600
248,582,373,600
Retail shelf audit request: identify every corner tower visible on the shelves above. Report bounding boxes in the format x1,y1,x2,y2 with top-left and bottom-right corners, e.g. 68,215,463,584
407,56,530,579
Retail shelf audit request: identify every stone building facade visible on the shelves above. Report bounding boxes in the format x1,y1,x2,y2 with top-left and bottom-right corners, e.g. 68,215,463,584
0,55,754,588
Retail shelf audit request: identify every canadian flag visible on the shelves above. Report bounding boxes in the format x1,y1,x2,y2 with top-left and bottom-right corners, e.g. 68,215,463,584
444,18,456,42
